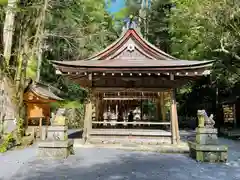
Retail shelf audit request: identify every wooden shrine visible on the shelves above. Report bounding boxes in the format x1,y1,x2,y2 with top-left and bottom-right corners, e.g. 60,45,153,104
24,80,63,128
52,22,213,145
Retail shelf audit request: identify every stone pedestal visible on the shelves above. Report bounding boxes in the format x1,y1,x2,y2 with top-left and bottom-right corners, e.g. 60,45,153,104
47,126,68,141
195,128,218,144
188,127,228,163
37,108,74,159
188,141,228,163
38,140,74,159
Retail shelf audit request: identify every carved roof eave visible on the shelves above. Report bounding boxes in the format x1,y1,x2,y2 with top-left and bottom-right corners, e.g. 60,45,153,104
53,61,213,74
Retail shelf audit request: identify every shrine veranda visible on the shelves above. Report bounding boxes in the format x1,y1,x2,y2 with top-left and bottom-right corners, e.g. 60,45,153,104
53,26,213,145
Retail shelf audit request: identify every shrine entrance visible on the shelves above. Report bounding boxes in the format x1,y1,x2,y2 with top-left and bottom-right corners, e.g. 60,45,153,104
93,90,171,129
53,23,213,145
87,89,174,144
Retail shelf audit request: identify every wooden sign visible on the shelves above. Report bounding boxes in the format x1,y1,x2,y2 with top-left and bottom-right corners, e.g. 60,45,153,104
222,104,235,123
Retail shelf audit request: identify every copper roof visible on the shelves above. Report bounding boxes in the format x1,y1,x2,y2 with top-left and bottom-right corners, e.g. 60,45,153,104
52,28,213,71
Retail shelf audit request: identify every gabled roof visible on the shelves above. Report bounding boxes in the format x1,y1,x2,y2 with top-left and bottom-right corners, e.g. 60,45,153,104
84,28,177,61
52,28,213,71
24,80,63,101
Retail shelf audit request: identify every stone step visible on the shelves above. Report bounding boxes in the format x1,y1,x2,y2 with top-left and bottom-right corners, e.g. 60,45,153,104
87,135,172,145
72,138,189,154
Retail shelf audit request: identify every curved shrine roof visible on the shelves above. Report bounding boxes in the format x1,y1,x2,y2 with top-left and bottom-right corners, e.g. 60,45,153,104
52,28,213,71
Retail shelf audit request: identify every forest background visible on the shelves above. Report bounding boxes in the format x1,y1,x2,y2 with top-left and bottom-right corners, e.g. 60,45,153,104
0,0,239,131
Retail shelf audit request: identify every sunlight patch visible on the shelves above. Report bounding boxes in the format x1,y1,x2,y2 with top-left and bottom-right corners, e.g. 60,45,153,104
108,175,127,180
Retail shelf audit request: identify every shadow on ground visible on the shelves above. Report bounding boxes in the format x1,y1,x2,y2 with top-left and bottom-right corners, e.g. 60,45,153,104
68,129,83,139
11,148,240,180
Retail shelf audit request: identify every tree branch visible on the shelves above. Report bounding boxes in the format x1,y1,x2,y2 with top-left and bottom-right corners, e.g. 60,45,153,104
213,38,240,61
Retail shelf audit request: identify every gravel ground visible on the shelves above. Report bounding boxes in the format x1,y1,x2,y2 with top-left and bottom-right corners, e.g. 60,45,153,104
1,137,240,180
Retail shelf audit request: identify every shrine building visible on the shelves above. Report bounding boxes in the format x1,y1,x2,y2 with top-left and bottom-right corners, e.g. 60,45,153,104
52,23,213,145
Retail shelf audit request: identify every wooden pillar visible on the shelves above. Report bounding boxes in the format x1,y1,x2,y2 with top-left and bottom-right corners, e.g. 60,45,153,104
83,73,94,142
156,97,161,121
99,98,104,121
170,89,177,144
92,98,96,125
170,74,180,144
39,117,42,139
24,104,29,130
83,99,93,143
95,97,99,122
172,89,180,143
233,104,237,128
161,92,166,122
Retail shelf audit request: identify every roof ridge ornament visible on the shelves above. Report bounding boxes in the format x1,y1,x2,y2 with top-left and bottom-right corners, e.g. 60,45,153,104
126,15,137,29
122,15,139,35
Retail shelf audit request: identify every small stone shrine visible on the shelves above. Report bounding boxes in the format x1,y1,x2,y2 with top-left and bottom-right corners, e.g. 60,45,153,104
188,110,228,163
37,108,74,159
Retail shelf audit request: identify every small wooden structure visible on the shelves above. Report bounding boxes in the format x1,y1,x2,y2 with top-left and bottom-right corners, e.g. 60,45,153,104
52,23,213,145
24,81,62,136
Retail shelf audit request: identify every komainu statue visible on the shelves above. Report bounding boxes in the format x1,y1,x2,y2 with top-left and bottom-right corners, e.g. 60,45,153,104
189,110,227,163
197,110,215,128
205,114,215,129
52,108,67,126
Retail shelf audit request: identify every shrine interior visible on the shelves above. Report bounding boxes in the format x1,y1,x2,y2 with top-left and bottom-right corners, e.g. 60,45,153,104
92,90,171,130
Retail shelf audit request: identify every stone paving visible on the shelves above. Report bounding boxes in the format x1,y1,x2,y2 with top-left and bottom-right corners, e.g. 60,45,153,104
1,137,240,180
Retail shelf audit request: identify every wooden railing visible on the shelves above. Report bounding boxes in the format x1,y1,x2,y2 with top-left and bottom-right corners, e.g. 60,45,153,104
92,121,170,125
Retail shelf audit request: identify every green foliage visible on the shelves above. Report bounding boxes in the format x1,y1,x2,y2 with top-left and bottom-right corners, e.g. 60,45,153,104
2,0,239,127
114,7,130,20
147,0,171,52
169,0,240,87
40,0,117,105
17,117,24,138
176,78,216,116
66,107,84,129
125,0,142,17
64,83,87,102
51,100,84,110
44,0,117,61
50,100,85,129
118,0,240,115
0,0,7,6
165,0,240,115
112,0,142,33
142,100,156,118
0,133,15,153
26,56,37,80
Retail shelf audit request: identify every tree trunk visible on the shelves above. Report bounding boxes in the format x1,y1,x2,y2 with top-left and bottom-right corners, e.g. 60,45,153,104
3,0,17,65
0,0,17,126
139,0,150,39
35,0,49,82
